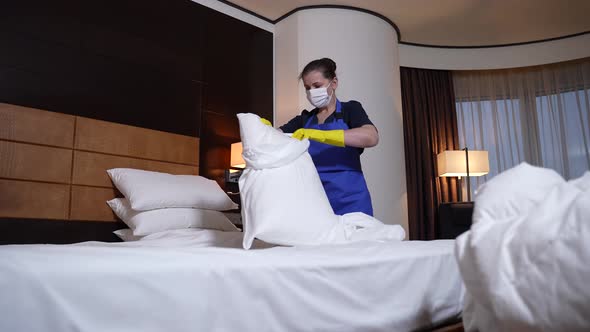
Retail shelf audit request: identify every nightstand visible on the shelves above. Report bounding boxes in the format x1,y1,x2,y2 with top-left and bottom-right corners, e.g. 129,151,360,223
438,202,474,239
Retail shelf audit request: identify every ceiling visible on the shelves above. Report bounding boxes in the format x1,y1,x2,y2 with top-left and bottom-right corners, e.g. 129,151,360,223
225,0,590,47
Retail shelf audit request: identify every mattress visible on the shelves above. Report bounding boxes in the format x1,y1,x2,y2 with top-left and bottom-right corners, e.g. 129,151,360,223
0,229,463,332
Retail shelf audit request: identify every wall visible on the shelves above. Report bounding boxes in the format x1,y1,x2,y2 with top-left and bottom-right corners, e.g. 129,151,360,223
0,0,273,187
275,9,408,233
399,33,590,70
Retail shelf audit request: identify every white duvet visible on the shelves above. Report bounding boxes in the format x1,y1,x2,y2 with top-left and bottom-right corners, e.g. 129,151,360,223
456,163,590,331
0,229,463,332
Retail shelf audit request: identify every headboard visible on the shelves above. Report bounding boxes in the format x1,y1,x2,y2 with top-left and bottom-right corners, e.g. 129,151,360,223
0,103,200,243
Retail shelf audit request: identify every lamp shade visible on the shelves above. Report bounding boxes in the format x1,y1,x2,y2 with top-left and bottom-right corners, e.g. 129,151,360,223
230,142,246,168
437,150,489,177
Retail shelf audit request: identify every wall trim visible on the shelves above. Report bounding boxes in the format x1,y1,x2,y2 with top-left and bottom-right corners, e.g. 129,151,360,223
218,1,590,49
215,0,274,23
400,30,590,49
273,5,401,41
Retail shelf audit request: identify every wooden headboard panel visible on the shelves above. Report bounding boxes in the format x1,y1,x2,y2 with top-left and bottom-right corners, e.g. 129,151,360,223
0,103,199,222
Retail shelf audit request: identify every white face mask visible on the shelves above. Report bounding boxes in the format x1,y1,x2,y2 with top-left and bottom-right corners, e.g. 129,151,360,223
306,80,334,108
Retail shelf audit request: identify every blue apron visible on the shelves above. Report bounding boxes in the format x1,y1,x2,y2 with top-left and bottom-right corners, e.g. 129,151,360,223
304,100,373,216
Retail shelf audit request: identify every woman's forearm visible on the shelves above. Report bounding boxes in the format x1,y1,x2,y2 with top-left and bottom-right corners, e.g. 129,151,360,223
343,125,379,148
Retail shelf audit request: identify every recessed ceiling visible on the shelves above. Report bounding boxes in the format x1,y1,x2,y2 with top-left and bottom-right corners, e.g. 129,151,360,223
224,0,590,47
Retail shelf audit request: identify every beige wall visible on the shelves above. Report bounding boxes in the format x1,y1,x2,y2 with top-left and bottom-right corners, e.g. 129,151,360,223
275,9,408,233
399,33,590,70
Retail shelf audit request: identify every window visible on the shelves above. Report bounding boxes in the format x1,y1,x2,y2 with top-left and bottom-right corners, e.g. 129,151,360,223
453,59,590,194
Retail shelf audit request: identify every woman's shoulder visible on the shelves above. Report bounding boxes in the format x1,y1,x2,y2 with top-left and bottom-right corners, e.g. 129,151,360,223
340,100,365,112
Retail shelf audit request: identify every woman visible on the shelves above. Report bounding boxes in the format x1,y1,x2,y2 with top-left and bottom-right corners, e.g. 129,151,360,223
279,58,379,216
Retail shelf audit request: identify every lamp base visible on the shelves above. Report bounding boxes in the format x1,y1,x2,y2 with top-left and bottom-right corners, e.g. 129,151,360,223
225,169,243,183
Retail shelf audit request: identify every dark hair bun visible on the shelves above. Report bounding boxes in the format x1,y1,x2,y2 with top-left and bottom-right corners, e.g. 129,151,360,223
321,58,336,73
300,57,338,80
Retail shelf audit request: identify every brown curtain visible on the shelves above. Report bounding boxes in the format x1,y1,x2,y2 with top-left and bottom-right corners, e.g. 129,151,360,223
400,67,460,240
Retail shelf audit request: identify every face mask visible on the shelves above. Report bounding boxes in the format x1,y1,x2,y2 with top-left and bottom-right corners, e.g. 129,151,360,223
306,80,334,108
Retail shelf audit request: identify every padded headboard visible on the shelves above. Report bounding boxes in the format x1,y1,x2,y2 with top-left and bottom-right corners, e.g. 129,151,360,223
0,103,199,225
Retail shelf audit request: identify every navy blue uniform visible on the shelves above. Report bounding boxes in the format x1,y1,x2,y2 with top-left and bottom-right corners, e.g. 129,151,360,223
280,100,376,216
279,100,375,154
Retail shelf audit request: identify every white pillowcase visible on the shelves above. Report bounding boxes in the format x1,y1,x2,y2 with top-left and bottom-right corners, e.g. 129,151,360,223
107,168,238,211
113,229,143,242
237,113,405,249
456,165,590,331
472,162,564,223
107,198,239,236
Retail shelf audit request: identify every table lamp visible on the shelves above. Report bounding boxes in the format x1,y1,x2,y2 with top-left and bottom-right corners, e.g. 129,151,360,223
437,148,489,201
226,142,246,183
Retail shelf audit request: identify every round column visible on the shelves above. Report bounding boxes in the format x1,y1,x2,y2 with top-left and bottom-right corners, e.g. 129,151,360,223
275,8,408,233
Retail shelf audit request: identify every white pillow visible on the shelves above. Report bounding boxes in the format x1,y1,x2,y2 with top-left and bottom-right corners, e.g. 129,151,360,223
456,166,590,331
106,168,238,211
107,198,239,236
472,162,564,224
113,229,143,242
237,113,404,249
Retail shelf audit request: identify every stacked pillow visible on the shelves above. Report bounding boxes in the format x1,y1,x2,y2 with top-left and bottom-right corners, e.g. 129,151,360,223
106,168,239,240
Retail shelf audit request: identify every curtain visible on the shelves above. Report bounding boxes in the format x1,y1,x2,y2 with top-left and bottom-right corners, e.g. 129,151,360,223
400,67,460,240
454,58,590,193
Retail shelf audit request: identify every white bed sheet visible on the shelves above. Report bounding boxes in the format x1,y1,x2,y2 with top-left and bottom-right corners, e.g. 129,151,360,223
0,229,463,332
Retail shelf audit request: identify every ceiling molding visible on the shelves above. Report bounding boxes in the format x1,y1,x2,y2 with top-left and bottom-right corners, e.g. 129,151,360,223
215,0,275,23
217,1,401,41
273,5,401,42
217,0,590,49
399,30,590,49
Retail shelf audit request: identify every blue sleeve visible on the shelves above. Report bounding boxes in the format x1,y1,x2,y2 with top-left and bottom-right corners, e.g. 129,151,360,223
279,111,309,133
346,101,375,130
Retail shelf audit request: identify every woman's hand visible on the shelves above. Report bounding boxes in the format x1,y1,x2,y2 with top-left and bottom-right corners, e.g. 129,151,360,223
292,129,345,147
291,125,378,148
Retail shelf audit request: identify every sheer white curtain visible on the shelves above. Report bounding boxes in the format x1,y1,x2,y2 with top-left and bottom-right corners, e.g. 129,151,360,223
453,58,590,193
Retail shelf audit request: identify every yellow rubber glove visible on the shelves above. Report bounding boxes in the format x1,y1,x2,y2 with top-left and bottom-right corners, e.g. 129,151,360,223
260,118,272,126
292,128,345,147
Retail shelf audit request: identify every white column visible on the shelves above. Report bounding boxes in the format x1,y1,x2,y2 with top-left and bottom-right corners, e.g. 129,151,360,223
275,8,408,233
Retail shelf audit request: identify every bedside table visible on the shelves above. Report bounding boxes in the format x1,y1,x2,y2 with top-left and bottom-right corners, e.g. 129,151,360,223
438,202,474,239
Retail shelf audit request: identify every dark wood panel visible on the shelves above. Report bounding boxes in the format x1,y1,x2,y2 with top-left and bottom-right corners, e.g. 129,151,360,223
82,0,203,56
246,29,274,120
81,0,203,81
76,52,202,137
0,0,83,46
82,25,202,81
202,15,272,119
0,66,89,116
201,110,240,139
199,8,273,185
0,29,82,78
199,111,240,187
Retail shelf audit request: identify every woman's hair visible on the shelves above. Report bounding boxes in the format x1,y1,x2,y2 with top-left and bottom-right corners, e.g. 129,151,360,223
299,58,337,80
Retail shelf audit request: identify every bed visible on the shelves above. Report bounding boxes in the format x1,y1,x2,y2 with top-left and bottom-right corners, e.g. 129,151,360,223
1,230,463,332
0,103,465,332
